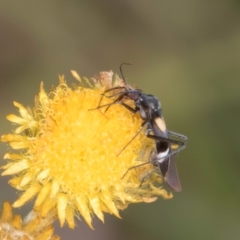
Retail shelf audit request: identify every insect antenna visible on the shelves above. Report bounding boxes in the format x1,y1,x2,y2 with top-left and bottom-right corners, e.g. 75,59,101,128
119,62,132,84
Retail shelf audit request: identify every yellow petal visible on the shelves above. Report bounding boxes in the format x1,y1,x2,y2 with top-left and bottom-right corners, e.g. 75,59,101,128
20,173,34,187
36,169,50,181
9,141,29,149
75,196,93,229
1,134,25,142
15,125,30,134
1,160,29,176
71,70,82,83
100,190,120,218
58,75,65,84
50,180,59,198
12,215,22,229
1,162,14,170
3,153,25,160
83,77,93,88
114,184,126,204
38,82,49,107
13,101,32,120
66,205,75,229
13,182,41,207
142,196,158,203
1,202,13,221
57,193,68,227
90,196,104,222
34,182,51,207
8,176,24,190
6,114,27,125
39,198,57,218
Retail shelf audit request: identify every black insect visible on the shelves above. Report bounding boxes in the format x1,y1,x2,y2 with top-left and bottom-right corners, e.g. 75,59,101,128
93,63,188,192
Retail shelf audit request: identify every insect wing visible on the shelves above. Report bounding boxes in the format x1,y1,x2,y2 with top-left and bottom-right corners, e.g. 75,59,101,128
160,151,182,192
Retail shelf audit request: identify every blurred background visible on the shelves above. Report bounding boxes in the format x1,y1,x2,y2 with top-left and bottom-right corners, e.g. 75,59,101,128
0,1,240,239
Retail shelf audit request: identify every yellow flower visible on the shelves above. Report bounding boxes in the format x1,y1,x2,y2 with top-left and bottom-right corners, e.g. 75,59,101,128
1,70,172,229
0,202,59,240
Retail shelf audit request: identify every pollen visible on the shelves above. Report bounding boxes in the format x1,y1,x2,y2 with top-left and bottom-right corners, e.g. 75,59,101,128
1,71,172,229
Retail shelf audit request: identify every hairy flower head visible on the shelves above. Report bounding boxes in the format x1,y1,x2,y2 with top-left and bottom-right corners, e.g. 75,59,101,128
0,202,59,240
1,71,172,229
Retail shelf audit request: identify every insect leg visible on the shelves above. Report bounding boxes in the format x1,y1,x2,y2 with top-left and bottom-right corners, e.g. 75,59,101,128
146,130,185,147
117,121,147,156
167,130,188,142
121,160,152,179
139,167,159,187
